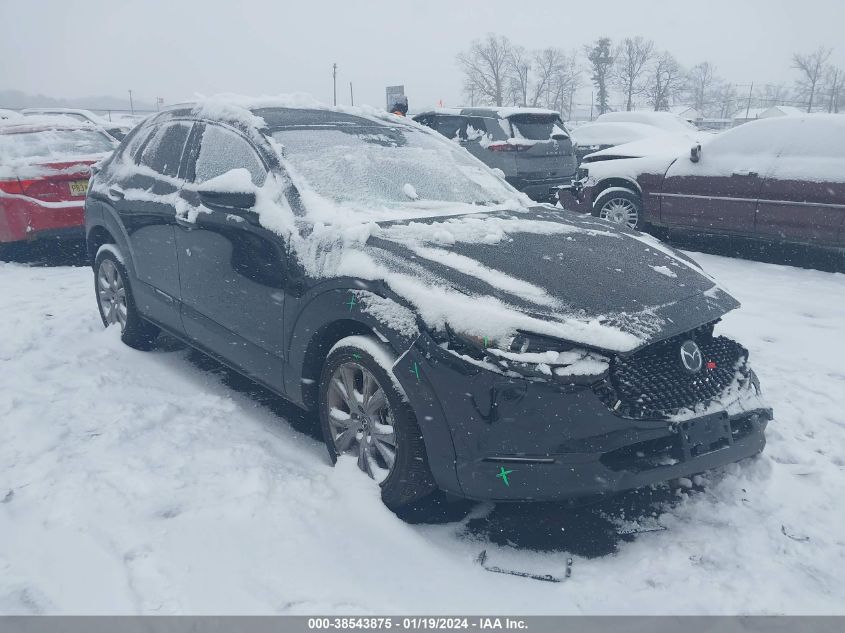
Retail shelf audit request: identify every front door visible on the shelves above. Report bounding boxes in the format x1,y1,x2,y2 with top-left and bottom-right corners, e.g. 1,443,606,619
658,123,783,235
755,117,845,248
175,123,287,390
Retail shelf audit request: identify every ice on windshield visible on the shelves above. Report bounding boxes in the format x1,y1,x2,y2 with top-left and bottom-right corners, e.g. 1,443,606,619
272,126,519,210
0,128,114,162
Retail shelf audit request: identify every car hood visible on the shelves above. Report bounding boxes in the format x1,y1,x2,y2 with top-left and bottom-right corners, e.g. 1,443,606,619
582,133,695,163
359,207,738,354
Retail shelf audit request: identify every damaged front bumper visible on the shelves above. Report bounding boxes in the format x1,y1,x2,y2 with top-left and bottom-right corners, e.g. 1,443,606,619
406,330,771,502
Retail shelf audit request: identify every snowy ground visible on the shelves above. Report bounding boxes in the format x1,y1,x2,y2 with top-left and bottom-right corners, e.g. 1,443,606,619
1,247,844,614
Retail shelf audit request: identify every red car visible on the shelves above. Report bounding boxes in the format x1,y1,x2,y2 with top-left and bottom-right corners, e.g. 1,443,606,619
564,114,845,254
0,120,115,253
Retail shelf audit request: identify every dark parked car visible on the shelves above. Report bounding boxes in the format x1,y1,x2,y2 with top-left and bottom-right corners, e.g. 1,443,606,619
564,115,845,254
84,102,771,512
413,107,576,203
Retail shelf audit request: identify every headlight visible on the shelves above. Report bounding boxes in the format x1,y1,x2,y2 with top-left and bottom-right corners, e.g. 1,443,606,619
439,327,609,384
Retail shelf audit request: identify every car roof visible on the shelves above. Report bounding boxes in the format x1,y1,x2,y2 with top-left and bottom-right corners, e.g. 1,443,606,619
415,106,561,119
0,117,100,134
151,102,416,134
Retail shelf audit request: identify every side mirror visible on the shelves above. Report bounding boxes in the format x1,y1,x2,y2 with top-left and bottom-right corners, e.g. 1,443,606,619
197,189,256,210
690,144,702,163
196,168,257,211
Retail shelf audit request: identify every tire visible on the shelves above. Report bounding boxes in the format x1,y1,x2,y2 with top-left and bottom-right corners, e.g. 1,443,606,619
318,335,437,511
94,246,160,350
593,188,644,230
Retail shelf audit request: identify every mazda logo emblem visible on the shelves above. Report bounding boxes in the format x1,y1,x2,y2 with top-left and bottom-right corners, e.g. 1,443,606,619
680,340,703,373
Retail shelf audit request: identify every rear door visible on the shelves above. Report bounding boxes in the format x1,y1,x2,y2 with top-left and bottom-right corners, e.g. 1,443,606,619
110,120,192,333
176,122,287,389
506,113,576,180
659,123,781,234
755,117,845,247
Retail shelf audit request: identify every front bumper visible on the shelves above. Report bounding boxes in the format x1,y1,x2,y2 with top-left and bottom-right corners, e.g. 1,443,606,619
507,175,575,203
406,332,771,502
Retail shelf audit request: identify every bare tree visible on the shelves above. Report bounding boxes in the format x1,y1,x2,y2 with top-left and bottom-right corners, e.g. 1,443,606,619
792,46,832,112
613,37,655,111
712,80,738,119
457,34,515,107
825,66,842,113
550,52,582,118
530,47,565,108
507,45,532,106
645,52,684,111
585,37,614,115
687,62,714,113
760,83,790,108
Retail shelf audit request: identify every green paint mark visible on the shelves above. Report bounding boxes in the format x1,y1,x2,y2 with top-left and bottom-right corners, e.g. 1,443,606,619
411,361,421,381
346,294,356,311
483,336,489,348
496,466,513,487
352,353,361,360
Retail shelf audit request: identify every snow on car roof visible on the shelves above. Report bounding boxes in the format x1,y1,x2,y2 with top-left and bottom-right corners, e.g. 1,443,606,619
571,121,669,147
595,111,697,133
0,115,100,133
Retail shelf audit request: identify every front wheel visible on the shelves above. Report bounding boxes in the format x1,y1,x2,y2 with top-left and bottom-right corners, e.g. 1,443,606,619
593,189,644,230
94,246,160,350
318,335,436,510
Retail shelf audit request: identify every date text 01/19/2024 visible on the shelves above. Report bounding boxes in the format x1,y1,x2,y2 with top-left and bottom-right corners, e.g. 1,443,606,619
307,617,528,630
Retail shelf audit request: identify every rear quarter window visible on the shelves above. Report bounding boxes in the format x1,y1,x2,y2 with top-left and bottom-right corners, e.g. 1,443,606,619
138,122,192,177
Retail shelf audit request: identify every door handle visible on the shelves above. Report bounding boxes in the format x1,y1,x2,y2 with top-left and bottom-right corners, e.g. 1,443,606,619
107,186,125,201
732,170,758,177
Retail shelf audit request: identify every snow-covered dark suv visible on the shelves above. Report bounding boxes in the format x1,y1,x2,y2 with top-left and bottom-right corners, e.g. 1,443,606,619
84,99,771,511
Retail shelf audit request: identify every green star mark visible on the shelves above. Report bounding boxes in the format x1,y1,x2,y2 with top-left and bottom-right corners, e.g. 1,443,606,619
496,466,513,487
352,353,361,360
410,361,421,381
483,336,489,348
346,294,357,311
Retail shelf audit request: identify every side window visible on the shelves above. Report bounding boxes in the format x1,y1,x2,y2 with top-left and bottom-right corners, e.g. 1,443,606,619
464,117,489,142
123,125,156,162
193,125,267,186
433,115,467,141
138,122,191,177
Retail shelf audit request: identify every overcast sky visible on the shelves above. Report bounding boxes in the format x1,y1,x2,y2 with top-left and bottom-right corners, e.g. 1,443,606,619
2,0,843,111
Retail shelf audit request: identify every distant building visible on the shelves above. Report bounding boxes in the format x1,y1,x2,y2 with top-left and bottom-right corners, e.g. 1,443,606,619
669,105,703,123
732,105,804,126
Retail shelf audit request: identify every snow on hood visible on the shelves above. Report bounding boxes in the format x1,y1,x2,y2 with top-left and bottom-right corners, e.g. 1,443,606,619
582,133,701,162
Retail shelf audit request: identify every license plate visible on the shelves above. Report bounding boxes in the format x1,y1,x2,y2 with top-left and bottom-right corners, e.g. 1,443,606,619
680,413,732,458
69,179,89,197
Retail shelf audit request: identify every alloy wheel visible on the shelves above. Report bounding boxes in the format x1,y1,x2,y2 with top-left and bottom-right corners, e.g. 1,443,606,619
97,258,128,330
599,197,639,229
327,361,397,482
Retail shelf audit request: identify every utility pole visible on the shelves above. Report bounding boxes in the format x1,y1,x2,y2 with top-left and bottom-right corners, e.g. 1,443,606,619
128,89,134,116
590,90,594,121
349,82,354,106
332,63,338,106
156,97,163,111
744,82,754,119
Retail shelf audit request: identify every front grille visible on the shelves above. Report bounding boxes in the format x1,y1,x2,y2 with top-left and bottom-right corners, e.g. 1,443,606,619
594,334,749,420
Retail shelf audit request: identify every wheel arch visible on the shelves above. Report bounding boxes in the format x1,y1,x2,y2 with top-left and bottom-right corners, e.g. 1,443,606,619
590,177,642,208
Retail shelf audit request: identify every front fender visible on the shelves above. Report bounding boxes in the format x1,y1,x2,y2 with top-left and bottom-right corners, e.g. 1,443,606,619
284,283,463,496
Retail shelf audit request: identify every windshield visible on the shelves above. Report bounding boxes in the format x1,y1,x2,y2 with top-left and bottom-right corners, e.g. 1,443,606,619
508,114,568,140
272,125,519,210
0,128,114,161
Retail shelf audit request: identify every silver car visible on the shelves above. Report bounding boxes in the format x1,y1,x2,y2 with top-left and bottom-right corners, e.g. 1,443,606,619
414,107,576,202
